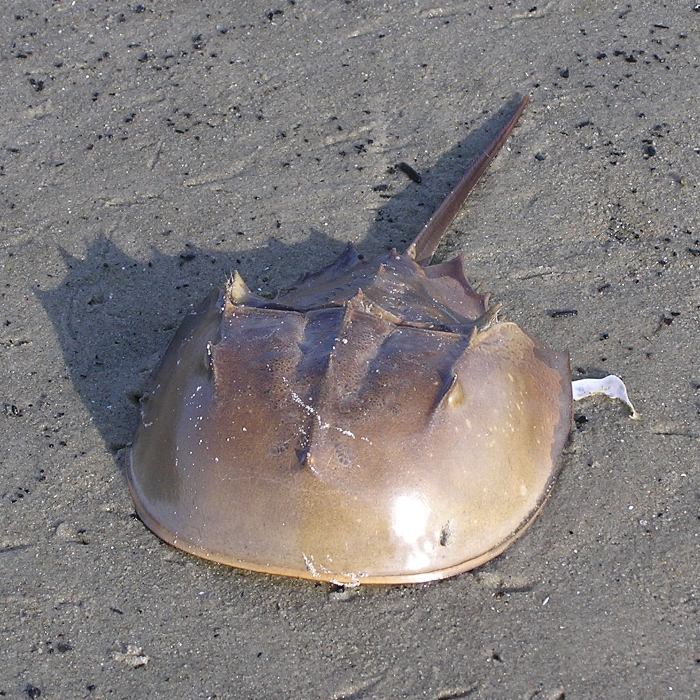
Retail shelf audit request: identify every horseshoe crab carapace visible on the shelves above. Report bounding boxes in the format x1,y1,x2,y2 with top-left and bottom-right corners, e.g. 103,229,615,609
128,95,573,584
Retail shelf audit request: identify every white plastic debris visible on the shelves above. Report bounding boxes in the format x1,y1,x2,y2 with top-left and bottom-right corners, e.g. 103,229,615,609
572,375,638,419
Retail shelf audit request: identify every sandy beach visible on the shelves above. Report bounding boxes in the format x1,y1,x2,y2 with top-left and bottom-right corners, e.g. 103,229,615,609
1,2,697,698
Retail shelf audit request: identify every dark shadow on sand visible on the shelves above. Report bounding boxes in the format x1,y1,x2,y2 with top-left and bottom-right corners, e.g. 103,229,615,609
38,95,526,465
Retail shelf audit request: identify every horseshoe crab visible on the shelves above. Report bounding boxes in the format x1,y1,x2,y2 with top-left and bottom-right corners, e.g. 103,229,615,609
128,95,574,584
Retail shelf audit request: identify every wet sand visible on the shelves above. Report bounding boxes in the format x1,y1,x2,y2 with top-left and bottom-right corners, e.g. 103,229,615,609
1,2,697,698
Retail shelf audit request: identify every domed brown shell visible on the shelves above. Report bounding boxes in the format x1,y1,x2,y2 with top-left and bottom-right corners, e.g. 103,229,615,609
128,96,573,584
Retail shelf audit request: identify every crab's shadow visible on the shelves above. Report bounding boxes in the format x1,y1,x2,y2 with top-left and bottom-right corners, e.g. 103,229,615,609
38,96,525,460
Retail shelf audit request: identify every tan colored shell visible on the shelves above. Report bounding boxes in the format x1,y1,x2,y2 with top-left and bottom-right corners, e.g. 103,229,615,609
128,96,573,584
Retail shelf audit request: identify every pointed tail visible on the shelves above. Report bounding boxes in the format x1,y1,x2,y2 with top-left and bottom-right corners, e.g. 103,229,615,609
406,94,529,265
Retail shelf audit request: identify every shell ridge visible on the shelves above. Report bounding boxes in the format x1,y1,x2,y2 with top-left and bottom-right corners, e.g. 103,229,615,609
291,307,351,471
302,303,397,483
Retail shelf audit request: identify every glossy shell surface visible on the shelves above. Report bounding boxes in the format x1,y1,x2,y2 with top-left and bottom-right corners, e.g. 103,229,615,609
129,247,571,584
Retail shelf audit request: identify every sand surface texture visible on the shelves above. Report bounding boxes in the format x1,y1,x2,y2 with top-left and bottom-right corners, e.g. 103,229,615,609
1,2,697,698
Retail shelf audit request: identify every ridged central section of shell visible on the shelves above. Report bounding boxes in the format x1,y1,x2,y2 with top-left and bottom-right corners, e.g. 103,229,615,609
211,297,471,489
208,248,490,484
